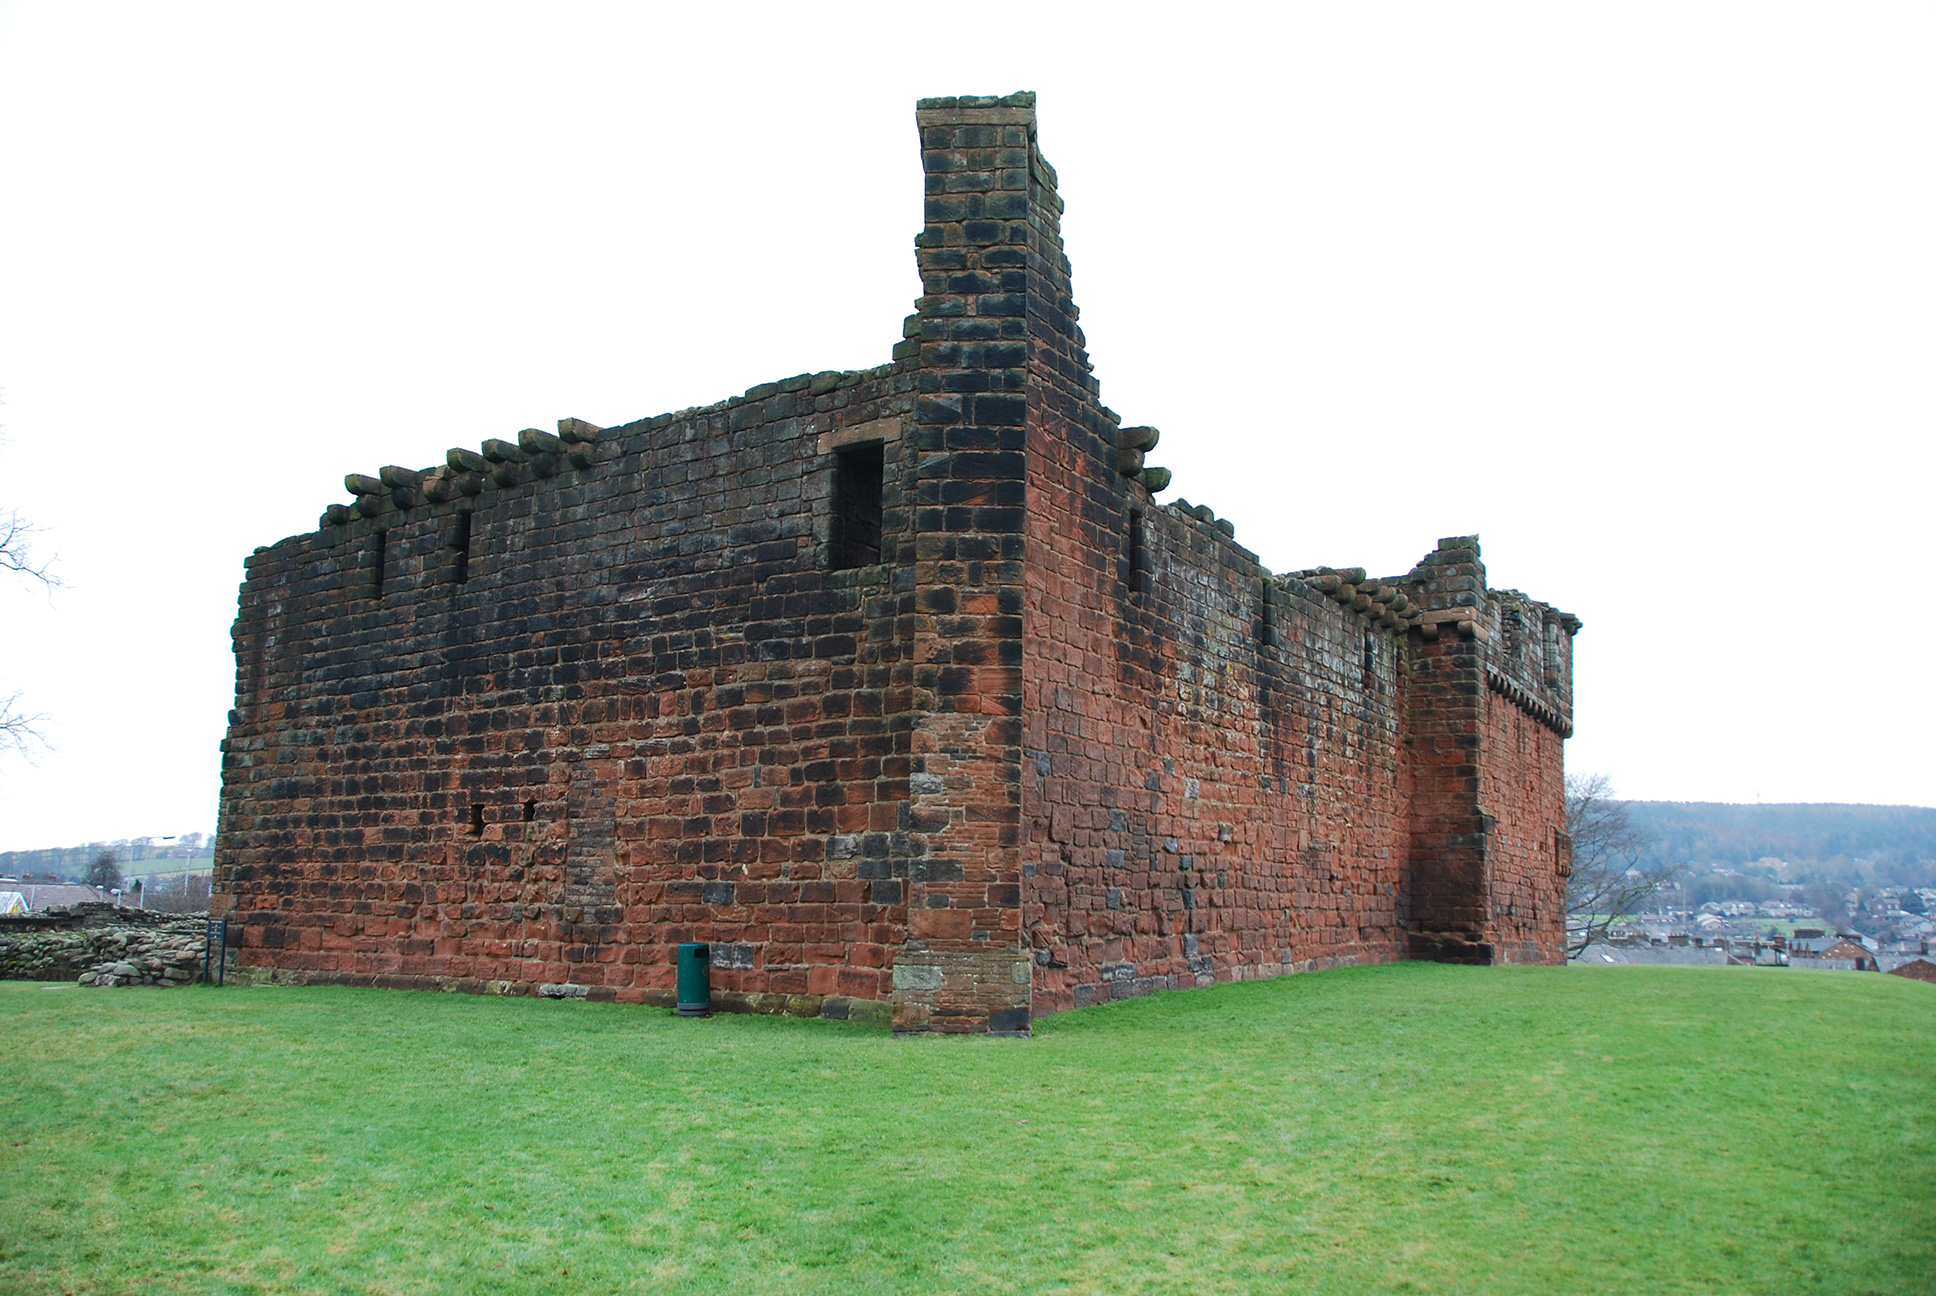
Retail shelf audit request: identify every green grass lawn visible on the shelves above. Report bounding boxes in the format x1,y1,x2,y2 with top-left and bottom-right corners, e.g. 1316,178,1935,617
2,965,1931,1295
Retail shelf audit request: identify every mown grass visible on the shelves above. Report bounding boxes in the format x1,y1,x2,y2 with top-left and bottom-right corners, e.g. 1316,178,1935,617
1,964,1931,1295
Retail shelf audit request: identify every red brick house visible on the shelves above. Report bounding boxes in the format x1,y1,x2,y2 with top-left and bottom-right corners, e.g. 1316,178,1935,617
1886,957,1936,983
1821,939,1880,971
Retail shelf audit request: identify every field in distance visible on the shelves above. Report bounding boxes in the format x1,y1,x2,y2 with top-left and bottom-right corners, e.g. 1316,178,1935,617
2,963,1930,1295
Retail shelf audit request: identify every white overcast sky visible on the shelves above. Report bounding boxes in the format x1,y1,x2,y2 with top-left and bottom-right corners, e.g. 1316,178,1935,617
0,2,1931,850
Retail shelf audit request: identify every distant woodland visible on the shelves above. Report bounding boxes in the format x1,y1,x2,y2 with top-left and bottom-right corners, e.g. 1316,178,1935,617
1625,802,1936,919
1626,802,1936,872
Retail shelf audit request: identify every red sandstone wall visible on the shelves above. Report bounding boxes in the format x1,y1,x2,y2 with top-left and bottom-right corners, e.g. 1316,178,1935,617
1021,474,1417,1012
1015,101,1412,1013
1401,547,1573,965
1007,123,1571,1004
1402,623,1493,961
1480,690,1568,963
216,366,923,1012
1476,585,1574,963
889,94,1039,1034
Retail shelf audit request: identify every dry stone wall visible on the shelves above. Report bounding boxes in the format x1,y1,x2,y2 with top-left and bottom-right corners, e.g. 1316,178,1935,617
0,905,219,986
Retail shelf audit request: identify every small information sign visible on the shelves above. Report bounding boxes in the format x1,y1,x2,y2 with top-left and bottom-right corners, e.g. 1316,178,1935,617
205,917,228,986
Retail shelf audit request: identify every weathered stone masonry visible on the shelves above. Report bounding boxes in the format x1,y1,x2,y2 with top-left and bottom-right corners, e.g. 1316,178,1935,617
214,93,1580,1033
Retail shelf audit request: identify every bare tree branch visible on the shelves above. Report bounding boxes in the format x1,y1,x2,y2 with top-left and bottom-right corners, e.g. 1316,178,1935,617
1566,772,1682,957
1,421,60,764
0,689,49,761
142,869,212,913
0,507,60,589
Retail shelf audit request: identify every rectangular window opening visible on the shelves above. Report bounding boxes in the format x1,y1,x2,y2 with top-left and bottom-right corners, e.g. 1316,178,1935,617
831,443,885,570
451,511,472,585
1362,633,1377,690
371,529,387,600
1128,509,1149,598
469,803,485,836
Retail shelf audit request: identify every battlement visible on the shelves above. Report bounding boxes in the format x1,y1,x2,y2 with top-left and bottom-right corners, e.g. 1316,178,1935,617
216,94,1578,1032
305,361,915,536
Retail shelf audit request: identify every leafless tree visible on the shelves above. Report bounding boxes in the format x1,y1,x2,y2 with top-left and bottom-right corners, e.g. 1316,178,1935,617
1565,772,1681,957
0,507,58,586
84,849,122,890
0,688,48,760
1,452,60,760
143,870,212,914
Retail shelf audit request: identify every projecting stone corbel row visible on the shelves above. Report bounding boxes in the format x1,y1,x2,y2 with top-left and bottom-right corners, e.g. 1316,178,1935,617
1114,425,1172,493
320,418,604,528
1413,608,1483,643
1301,567,1427,636
1168,498,1235,540
1487,664,1573,738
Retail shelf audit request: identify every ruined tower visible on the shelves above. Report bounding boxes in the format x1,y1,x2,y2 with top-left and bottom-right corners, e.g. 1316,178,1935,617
213,93,1580,1032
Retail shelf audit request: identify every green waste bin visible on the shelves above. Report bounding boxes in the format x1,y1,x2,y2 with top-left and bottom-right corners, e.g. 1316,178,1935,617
676,942,711,1017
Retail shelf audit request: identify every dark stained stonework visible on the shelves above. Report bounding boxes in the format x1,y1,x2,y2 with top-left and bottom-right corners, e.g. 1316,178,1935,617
214,93,1579,1034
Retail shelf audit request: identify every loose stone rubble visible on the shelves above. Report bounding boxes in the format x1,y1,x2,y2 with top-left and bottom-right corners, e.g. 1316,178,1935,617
0,904,214,987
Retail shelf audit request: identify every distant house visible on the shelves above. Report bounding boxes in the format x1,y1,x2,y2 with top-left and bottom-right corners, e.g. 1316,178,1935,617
1790,940,1878,972
1820,939,1878,970
1790,931,1872,956
1614,947,1729,967
1886,957,1936,984
1570,943,1743,967
4,883,109,911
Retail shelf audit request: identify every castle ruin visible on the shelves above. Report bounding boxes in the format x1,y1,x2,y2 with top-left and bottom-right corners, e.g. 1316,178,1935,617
213,93,1581,1033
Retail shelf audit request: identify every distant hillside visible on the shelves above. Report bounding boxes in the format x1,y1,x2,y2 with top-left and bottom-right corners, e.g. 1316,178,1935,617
0,837,212,880
1625,802,1936,873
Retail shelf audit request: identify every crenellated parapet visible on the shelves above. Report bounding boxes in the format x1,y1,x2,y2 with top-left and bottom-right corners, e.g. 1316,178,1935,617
1284,564,1426,636
324,416,606,527
314,365,911,533
1390,536,1580,737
